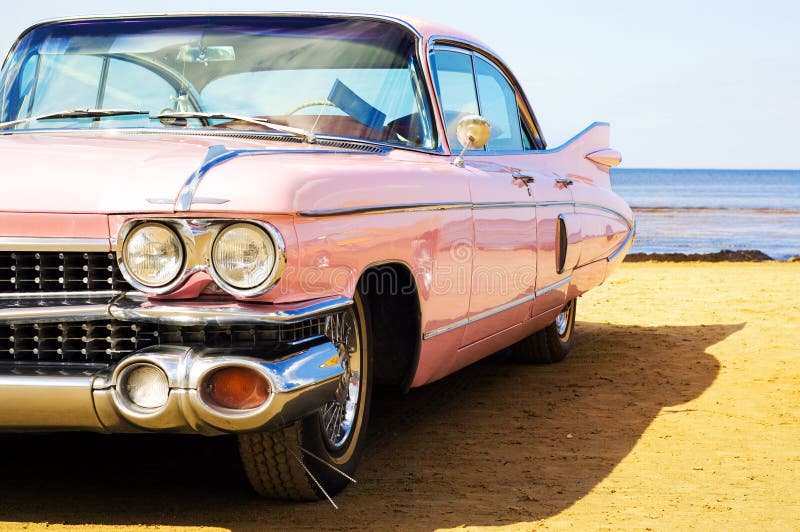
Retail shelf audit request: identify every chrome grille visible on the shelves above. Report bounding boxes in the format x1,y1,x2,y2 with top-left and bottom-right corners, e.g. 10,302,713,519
0,317,326,364
0,252,130,294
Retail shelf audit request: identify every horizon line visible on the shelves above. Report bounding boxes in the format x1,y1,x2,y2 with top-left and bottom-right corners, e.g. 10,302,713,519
614,167,800,172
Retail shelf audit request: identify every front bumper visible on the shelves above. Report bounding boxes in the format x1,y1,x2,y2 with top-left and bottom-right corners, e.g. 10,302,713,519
0,341,344,435
0,295,353,435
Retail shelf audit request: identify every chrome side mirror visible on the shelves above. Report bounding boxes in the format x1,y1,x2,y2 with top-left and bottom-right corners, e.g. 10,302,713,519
453,115,491,167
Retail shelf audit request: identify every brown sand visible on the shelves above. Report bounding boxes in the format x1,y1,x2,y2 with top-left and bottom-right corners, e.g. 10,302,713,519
0,262,797,531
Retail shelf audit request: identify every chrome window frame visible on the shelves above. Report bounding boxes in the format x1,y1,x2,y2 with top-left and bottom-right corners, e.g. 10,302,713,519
428,35,546,154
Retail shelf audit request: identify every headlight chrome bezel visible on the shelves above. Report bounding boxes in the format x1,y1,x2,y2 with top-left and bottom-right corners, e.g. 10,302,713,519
209,222,281,297
118,221,187,293
116,219,286,298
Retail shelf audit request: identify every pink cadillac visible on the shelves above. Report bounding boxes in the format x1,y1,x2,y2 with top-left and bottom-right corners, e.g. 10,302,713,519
0,13,632,501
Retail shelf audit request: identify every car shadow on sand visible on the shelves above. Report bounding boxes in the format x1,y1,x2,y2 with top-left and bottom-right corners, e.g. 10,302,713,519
0,321,742,530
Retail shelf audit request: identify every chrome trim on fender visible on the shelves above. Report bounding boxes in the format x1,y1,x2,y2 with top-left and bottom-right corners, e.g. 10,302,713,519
608,220,637,263
299,200,631,225
298,202,471,217
0,237,110,252
174,145,384,212
109,294,353,326
472,201,535,209
422,276,571,340
573,202,634,230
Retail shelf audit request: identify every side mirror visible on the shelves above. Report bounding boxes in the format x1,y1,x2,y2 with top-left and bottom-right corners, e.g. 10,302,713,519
453,115,491,167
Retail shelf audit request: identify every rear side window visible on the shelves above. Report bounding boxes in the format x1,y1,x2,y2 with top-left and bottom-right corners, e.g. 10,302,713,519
474,56,523,151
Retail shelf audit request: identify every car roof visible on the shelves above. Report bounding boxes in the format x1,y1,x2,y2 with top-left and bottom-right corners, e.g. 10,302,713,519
20,11,494,50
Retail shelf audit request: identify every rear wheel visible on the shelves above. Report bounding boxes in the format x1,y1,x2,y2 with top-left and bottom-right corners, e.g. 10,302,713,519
237,291,372,500
510,299,576,364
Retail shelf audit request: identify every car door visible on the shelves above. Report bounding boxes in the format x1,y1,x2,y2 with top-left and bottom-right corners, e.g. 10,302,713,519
431,48,538,347
469,52,576,319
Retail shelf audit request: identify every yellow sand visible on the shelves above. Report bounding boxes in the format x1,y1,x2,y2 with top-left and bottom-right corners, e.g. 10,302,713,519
0,262,797,531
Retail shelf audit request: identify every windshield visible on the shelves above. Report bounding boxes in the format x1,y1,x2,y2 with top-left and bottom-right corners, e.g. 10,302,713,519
0,16,436,148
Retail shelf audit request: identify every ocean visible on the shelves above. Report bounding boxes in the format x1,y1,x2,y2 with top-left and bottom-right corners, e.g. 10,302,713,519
610,168,800,260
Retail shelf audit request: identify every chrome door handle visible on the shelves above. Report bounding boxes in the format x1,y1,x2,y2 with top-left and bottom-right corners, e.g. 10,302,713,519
555,177,574,187
512,172,535,184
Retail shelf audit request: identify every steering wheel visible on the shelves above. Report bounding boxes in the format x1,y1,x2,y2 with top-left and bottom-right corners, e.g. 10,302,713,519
286,99,342,115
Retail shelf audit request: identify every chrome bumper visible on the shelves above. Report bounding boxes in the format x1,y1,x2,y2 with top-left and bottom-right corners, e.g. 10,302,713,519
0,293,353,326
0,341,344,435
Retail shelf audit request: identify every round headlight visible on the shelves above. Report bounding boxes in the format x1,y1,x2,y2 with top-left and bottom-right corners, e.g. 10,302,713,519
122,222,184,288
211,223,276,290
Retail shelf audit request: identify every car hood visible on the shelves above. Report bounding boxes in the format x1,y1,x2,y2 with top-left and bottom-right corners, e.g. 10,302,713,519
0,130,382,214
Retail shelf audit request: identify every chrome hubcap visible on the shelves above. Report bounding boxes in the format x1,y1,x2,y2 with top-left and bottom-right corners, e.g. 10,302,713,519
555,301,572,337
321,309,361,449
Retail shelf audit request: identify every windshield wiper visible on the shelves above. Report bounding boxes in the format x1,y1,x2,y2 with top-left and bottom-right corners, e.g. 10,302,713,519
0,109,149,130
154,111,317,143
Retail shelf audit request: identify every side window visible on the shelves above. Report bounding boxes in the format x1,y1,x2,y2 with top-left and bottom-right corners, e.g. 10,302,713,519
430,50,480,151
474,56,523,151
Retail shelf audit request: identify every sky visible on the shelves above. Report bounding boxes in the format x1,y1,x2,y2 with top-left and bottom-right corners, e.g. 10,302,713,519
0,0,797,169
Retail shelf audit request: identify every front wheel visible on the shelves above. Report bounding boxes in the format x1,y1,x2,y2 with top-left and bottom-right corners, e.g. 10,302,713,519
509,299,576,364
237,291,372,500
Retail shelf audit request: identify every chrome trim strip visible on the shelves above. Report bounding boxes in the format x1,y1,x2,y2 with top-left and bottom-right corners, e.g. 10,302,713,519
0,237,110,252
472,201,535,209
422,276,572,340
298,202,471,217
299,200,632,227
175,145,240,212
191,196,230,205
535,276,571,297
108,294,353,326
422,294,534,340
608,220,637,262
0,303,110,324
174,146,380,212
4,12,423,68
573,202,634,230
0,289,124,300
0,294,351,326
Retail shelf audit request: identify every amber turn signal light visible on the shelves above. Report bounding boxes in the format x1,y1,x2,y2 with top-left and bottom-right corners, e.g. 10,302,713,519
203,367,271,410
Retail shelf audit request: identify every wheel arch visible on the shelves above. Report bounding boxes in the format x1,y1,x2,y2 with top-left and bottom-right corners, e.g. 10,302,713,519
355,260,421,393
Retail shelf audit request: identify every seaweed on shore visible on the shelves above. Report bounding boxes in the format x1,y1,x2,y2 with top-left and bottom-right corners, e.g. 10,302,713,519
624,249,776,262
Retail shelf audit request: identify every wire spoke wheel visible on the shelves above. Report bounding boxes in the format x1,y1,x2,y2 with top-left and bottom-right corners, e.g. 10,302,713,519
237,292,372,500
321,309,362,449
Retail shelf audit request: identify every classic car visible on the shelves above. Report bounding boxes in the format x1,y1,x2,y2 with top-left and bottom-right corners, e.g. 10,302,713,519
0,12,633,502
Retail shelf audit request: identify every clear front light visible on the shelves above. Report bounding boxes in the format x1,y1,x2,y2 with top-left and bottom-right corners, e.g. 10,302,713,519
119,364,170,409
211,223,276,290
122,222,184,287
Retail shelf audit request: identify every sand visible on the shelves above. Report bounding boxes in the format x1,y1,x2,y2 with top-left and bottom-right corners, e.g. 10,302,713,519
0,261,797,531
